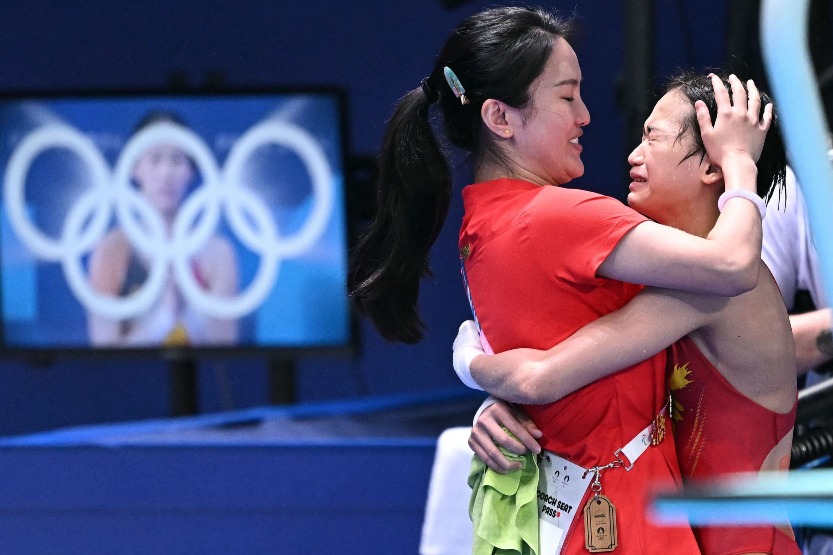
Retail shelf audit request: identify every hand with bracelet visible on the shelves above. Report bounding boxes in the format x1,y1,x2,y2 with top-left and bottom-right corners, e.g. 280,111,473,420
698,73,771,218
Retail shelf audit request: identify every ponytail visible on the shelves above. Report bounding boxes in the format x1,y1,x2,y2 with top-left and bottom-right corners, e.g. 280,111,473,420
349,6,574,343
348,88,451,343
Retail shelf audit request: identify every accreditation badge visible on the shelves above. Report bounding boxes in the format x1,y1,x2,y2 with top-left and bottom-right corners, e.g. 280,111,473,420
537,451,593,555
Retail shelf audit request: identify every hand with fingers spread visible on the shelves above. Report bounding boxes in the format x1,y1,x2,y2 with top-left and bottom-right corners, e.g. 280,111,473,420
696,74,773,183
469,400,542,473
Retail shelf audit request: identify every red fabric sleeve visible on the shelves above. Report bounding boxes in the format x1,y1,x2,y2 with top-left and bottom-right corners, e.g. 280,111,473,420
525,187,648,286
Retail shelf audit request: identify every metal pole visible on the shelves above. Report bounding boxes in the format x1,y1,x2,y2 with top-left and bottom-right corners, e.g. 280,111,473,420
760,0,833,327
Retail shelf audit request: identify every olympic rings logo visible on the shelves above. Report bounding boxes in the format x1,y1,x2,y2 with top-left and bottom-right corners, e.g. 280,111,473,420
3,120,334,320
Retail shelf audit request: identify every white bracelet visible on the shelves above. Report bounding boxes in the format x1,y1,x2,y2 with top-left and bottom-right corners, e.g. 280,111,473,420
717,189,766,219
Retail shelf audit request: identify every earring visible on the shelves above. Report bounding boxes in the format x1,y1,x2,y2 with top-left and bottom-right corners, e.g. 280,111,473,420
503,129,511,135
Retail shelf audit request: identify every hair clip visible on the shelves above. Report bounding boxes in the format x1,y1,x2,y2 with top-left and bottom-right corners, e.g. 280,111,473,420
443,66,470,105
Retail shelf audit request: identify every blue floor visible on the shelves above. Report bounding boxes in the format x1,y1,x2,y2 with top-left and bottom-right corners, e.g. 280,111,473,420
0,390,486,554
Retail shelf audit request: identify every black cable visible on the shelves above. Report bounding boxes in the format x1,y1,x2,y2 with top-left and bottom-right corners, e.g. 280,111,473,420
791,426,833,468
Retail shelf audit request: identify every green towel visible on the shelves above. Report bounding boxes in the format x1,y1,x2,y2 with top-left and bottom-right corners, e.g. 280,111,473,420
467,440,539,555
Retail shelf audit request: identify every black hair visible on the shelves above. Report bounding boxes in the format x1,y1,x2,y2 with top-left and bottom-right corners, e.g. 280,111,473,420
132,109,189,135
348,6,574,343
666,72,787,204
130,110,197,175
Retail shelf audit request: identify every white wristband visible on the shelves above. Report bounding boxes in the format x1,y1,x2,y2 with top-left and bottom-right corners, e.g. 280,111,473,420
717,189,766,219
454,345,486,391
452,320,486,391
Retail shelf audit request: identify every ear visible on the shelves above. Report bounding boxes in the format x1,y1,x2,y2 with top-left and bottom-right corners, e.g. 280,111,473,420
480,99,513,138
700,155,723,186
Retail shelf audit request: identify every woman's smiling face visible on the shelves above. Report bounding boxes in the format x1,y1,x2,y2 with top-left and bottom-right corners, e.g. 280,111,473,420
507,37,591,186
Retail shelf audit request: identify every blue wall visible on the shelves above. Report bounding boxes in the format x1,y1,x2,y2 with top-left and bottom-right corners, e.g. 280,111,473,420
0,0,730,435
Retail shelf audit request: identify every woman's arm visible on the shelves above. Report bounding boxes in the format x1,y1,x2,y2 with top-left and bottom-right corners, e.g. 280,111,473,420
87,230,181,346
598,75,771,296
199,236,240,344
469,286,726,404
87,232,131,345
790,308,833,373
598,211,760,296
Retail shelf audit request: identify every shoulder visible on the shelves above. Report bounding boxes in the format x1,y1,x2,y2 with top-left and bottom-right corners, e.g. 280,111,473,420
532,184,609,202
526,186,644,228
531,186,633,211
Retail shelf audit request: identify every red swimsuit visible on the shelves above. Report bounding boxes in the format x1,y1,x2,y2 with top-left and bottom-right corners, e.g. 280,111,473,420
669,337,800,555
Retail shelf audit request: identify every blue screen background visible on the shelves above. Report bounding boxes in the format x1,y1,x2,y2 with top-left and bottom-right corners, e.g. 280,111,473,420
0,94,350,349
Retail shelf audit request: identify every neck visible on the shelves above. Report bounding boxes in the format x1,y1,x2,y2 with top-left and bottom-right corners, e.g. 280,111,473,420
475,158,557,187
663,195,721,238
474,161,505,183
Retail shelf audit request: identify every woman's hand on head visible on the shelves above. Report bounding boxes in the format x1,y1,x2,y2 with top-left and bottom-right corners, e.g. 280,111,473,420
696,74,773,171
469,400,542,473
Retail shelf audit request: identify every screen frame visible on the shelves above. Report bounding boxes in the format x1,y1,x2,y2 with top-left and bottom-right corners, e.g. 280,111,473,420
0,85,359,361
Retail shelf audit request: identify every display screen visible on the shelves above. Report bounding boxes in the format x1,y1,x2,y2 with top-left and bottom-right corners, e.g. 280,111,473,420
0,90,352,355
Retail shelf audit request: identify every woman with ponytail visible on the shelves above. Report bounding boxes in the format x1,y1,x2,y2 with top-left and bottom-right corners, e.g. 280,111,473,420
350,7,584,344
351,6,772,553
